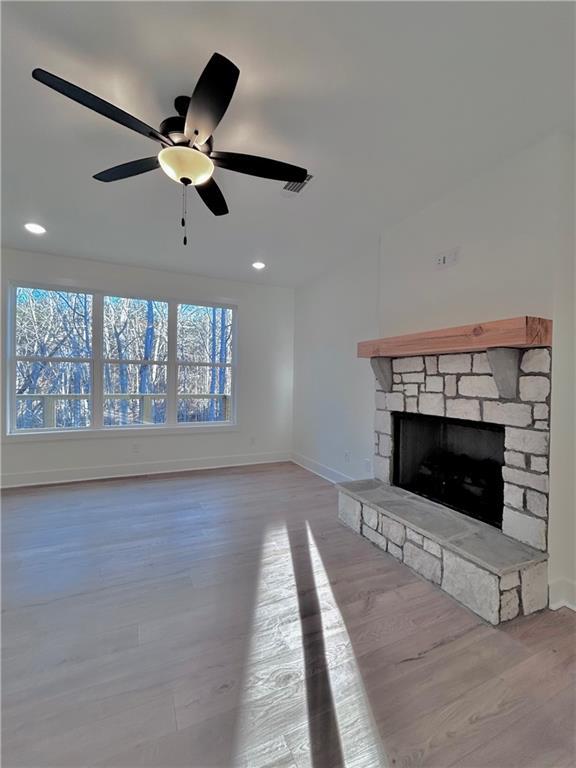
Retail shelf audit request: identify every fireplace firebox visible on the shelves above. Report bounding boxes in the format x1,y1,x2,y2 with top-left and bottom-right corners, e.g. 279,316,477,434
392,412,505,528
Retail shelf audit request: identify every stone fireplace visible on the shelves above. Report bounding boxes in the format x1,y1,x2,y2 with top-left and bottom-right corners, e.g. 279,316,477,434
337,317,552,624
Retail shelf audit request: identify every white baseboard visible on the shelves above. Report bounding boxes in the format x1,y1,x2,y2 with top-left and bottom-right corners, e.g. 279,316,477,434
1,451,291,488
291,452,354,484
549,578,576,612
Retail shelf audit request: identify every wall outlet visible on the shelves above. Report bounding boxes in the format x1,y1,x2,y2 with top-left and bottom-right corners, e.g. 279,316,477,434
344,451,351,464
131,442,141,454
434,247,460,269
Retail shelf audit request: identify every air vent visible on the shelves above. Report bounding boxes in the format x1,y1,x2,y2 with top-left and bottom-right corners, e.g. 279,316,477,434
283,174,313,194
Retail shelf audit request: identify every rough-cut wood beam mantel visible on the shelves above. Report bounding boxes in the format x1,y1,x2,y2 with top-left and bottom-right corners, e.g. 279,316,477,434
357,316,552,359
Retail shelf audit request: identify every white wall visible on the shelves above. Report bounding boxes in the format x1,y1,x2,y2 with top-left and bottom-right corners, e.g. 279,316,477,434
1,249,294,486
376,136,562,336
549,134,576,610
292,243,380,482
292,135,575,608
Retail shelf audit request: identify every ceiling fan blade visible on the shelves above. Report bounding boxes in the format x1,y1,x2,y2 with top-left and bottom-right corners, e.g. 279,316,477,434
210,152,307,183
93,157,159,182
184,53,239,145
32,69,173,146
195,178,229,216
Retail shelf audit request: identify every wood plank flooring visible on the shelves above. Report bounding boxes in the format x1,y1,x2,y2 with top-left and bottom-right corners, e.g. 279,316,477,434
2,462,575,767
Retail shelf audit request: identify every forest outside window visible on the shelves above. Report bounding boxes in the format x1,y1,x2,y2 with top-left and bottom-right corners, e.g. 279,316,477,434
9,285,235,433
14,287,93,431
103,296,168,426
177,304,233,423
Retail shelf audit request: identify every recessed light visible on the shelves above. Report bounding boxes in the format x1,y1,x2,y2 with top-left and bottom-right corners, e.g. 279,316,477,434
24,222,46,235
252,261,266,270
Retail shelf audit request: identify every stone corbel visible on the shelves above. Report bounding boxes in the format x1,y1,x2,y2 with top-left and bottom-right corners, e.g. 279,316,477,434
370,357,393,392
486,348,521,399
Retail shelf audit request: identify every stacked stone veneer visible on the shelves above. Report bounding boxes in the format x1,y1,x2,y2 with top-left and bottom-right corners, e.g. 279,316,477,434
337,490,548,624
374,347,552,552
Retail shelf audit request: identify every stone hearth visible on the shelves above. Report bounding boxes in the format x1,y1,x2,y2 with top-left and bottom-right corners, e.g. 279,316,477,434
337,480,547,624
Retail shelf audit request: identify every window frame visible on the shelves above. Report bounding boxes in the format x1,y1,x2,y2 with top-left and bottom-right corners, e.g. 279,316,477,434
5,282,238,439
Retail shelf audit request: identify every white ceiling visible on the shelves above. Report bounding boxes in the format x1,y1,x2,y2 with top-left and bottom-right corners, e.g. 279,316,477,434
2,2,573,285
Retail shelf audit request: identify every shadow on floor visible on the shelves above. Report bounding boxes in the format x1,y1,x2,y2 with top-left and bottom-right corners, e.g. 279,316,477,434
288,526,345,768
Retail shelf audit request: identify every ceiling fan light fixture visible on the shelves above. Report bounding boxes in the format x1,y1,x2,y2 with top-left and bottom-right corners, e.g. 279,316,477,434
158,146,214,186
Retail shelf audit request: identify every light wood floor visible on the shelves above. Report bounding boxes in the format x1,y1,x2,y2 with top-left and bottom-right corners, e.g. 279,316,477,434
2,462,575,768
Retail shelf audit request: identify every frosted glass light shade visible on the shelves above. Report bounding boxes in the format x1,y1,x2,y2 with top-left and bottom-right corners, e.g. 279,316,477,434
158,147,214,185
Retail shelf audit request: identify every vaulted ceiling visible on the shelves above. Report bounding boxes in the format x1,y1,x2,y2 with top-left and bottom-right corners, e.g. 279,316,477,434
2,2,573,284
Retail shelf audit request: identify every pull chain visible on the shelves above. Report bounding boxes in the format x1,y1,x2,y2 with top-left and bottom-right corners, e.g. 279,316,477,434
181,183,188,246
181,183,185,229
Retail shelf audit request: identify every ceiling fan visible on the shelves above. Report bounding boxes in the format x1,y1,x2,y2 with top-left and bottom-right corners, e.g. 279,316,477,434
32,53,309,236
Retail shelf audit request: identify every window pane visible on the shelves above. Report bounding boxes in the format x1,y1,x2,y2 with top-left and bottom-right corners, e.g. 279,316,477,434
16,361,91,395
15,361,91,431
56,399,91,428
15,396,91,430
16,287,92,358
104,363,167,395
16,398,43,430
178,396,230,423
104,397,166,426
103,296,168,361
178,365,231,396
177,304,233,364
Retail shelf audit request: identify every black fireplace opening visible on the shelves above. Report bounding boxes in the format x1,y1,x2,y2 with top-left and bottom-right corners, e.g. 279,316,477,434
392,412,505,528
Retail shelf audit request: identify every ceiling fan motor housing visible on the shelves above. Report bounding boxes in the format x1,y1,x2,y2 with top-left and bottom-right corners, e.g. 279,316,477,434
159,115,188,145
174,95,191,116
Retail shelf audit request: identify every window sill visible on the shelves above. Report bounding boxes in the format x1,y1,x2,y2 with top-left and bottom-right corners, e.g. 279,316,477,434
2,423,239,443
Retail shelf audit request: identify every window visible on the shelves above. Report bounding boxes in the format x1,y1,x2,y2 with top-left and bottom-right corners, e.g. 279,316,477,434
177,304,233,423
103,296,168,426
14,287,92,430
9,285,235,433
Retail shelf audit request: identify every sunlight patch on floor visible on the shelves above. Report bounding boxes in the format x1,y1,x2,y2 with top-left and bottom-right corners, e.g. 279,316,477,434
232,521,387,767
232,523,308,767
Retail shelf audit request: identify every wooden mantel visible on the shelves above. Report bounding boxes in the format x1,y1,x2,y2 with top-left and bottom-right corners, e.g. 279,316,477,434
357,316,552,359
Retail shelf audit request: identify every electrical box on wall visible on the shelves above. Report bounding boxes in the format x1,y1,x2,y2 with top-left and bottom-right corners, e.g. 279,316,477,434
434,247,460,269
